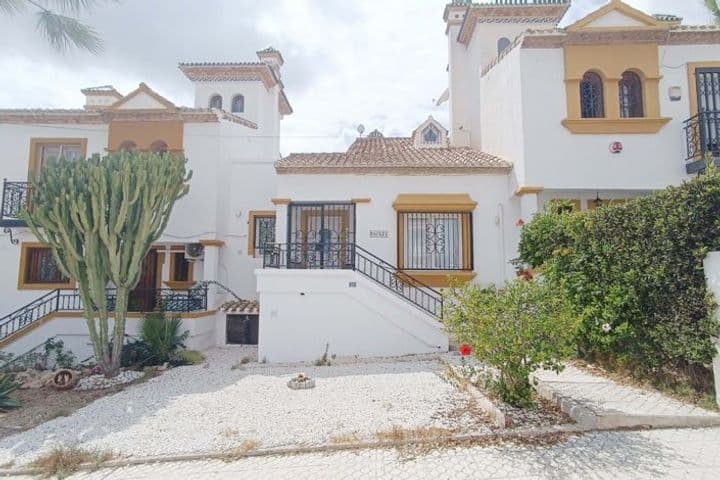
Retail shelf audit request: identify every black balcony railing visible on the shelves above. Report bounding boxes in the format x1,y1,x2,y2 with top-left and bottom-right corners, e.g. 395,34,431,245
0,180,30,227
684,111,720,174
263,242,444,318
0,287,208,341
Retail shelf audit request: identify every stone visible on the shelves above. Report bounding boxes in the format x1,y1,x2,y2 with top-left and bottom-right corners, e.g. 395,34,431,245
287,373,316,390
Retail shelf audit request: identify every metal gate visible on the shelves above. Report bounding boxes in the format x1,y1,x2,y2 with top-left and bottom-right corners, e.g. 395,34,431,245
287,202,355,269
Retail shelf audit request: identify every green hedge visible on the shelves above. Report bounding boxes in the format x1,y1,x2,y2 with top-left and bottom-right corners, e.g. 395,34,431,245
519,172,720,375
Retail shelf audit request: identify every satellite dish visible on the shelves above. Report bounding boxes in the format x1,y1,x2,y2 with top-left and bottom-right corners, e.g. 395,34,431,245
357,124,365,136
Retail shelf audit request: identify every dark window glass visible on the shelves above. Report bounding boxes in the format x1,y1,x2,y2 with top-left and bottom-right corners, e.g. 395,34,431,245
231,95,245,113
209,95,222,109
619,71,644,118
400,212,472,270
580,72,605,119
172,253,190,282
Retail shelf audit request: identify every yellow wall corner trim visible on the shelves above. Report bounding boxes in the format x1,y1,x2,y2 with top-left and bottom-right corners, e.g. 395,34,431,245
561,117,671,134
392,194,477,213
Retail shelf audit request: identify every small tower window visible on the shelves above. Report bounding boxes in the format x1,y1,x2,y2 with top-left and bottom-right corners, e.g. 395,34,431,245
119,140,137,153
231,94,245,113
497,37,511,55
580,72,605,119
150,140,168,155
209,94,222,109
619,71,644,118
423,125,441,144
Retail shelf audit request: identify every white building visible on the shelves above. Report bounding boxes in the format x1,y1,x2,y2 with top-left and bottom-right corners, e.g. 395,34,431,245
2,1,720,363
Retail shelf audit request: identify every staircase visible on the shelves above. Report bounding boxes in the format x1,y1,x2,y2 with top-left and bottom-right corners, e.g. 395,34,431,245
262,243,444,318
0,287,209,343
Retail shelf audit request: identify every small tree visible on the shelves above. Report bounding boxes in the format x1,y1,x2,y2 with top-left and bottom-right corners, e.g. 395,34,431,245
444,279,578,407
22,152,191,377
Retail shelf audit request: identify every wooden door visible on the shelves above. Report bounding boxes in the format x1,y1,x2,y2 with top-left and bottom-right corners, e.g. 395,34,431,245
129,250,159,312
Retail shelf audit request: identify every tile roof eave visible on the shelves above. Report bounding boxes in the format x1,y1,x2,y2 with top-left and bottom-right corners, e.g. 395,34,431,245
275,165,512,175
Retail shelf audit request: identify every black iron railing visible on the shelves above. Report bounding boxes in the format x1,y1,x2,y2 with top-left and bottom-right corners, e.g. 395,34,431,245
0,287,208,341
0,180,30,227
263,242,444,318
684,111,720,174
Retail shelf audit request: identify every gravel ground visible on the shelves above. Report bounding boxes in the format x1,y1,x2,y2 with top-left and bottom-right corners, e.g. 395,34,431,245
0,347,491,466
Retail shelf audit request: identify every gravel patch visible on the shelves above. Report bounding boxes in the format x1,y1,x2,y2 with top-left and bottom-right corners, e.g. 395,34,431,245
0,347,490,466
75,371,145,391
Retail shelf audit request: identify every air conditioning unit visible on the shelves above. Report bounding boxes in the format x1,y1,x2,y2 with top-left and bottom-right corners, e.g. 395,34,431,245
185,243,205,262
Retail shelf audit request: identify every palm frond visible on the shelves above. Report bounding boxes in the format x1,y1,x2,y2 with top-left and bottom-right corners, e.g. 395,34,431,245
705,0,720,24
37,0,102,15
35,9,103,54
0,0,25,14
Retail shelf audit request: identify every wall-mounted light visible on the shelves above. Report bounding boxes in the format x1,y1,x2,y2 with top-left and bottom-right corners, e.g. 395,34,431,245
669,86,682,102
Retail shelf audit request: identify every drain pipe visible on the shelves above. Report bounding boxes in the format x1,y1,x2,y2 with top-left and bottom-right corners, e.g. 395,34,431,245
496,202,506,284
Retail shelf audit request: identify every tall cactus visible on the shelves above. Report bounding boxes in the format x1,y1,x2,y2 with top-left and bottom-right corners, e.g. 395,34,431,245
22,152,191,377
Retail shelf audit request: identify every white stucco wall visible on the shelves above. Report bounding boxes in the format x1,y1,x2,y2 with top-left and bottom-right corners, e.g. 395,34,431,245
276,173,518,286
256,269,448,363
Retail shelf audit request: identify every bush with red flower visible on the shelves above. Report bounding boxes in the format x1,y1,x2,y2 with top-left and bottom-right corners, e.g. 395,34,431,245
444,279,578,407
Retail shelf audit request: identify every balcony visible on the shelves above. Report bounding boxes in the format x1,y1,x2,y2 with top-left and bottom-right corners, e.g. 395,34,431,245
684,112,720,174
0,180,30,228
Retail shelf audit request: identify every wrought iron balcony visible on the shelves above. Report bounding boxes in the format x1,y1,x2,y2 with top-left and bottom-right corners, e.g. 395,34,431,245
0,286,209,341
684,111,720,174
0,180,30,228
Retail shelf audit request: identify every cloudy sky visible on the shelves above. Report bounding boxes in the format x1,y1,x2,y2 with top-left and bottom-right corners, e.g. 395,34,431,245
0,0,714,154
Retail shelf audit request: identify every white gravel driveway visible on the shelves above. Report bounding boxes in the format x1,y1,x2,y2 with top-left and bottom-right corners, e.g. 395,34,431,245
0,347,486,465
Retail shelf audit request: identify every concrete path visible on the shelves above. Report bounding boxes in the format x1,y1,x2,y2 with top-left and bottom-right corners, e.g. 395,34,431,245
533,365,720,429
18,427,720,479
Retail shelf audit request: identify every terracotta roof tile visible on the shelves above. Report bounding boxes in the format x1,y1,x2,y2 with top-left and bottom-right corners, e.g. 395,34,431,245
277,137,511,174
220,299,260,314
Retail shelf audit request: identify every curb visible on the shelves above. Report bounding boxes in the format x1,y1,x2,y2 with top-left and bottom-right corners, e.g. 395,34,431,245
0,424,587,477
532,374,720,430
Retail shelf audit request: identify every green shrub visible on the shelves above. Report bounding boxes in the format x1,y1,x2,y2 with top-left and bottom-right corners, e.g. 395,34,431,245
518,171,720,385
444,280,578,407
120,340,155,368
172,350,205,366
0,373,21,411
140,311,189,364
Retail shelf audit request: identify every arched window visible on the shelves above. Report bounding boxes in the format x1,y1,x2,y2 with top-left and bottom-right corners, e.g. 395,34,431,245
209,94,222,109
150,140,168,155
580,72,605,119
231,94,244,113
619,71,644,118
119,140,137,153
423,125,440,144
497,37,511,55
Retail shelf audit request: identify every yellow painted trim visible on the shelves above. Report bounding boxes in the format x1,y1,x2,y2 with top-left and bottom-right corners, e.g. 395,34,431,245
514,186,544,196
687,62,720,117
351,198,372,204
392,194,477,213
28,138,87,178
247,210,276,256
565,0,665,32
561,118,671,134
17,242,75,290
271,198,291,205
401,271,477,288
563,43,665,133
168,246,193,286
0,310,218,349
199,239,225,247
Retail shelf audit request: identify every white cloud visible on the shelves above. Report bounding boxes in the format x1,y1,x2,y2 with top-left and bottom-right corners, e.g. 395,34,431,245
0,0,714,155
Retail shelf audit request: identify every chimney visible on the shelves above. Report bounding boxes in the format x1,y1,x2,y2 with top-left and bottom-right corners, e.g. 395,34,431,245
256,46,284,78
81,85,123,110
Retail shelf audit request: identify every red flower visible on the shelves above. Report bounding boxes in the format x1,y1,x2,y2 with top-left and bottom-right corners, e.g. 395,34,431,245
459,344,472,357
516,219,525,227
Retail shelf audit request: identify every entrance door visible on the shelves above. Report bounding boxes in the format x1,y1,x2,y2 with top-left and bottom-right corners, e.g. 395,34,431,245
287,203,355,269
695,68,720,156
129,250,159,312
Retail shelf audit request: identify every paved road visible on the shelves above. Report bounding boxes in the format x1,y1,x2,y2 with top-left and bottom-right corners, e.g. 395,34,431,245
30,427,720,479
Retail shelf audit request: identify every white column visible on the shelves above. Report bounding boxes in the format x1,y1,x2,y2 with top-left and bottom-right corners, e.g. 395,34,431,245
519,193,539,223
702,252,720,408
203,244,220,309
